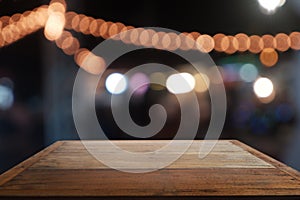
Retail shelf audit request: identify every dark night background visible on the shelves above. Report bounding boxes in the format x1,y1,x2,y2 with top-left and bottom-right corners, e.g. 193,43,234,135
1,0,300,173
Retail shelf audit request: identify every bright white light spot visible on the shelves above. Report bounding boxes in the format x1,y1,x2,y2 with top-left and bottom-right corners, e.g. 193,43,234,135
239,63,258,82
258,0,282,11
194,73,210,93
0,85,13,110
166,72,195,94
279,0,286,7
253,77,274,98
105,73,127,94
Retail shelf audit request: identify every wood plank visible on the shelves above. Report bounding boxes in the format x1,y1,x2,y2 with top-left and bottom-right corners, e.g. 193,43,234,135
0,140,299,199
0,141,64,186
231,140,300,180
0,168,300,196
29,140,272,169
31,151,273,169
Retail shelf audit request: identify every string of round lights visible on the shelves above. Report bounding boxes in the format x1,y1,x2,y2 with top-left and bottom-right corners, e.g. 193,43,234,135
0,0,299,69
0,5,48,47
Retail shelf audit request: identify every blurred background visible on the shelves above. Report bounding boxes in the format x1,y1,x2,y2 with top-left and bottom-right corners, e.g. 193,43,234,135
1,0,300,173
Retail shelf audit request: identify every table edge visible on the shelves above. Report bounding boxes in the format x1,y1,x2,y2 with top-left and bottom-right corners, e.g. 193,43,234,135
0,141,64,186
230,140,300,180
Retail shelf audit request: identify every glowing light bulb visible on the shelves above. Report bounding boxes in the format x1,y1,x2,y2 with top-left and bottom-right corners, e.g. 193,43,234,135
253,77,274,98
166,73,195,94
105,73,127,94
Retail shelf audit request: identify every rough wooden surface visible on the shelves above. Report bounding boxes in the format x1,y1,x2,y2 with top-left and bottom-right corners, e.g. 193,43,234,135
0,140,299,199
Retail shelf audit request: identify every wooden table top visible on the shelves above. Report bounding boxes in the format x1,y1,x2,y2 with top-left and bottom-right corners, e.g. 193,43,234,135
0,140,300,199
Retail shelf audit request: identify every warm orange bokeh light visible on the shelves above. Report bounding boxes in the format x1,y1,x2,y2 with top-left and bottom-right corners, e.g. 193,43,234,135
18,14,29,36
225,36,239,54
196,34,214,53
22,11,31,18
179,32,194,51
34,6,49,27
44,12,65,41
262,34,275,48
0,16,10,29
22,11,38,34
61,36,73,50
99,21,113,39
79,16,93,35
274,33,291,52
49,0,66,8
16,21,26,37
161,32,181,51
2,27,14,44
249,35,264,54
9,13,22,24
213,33,229,52
187,32,200,50
0,34,4,47
260,48,278,67
120,26,134,44
75,48,106,75
235,33,250,52
108,22,125,39
62,37,80,55
188,32,200,40
10,24,21,43
139,29,155,47
168,32,181,51
1,0,300,70
289,32,300,50
55,31,71,48
48,2,66,14
0,10,45,45
152,31,166,50
129,28,144,46
89,19,104,37
71,14,85,32
161,33,171,49
65,12,77,30
49,0,66,13
75,48,88,66
98,21,108,38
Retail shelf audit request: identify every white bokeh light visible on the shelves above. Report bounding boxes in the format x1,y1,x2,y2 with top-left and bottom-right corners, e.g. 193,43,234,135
253,77,274,98
257,0,285,11
239,63,258,82
105,73,127,94
166,72,195,94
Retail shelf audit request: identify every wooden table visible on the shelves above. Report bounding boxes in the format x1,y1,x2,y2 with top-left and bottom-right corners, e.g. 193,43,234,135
0,140,300,199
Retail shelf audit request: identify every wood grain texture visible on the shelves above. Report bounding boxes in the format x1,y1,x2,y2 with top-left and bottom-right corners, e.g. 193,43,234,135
0,141,64,186
0,140,299,199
